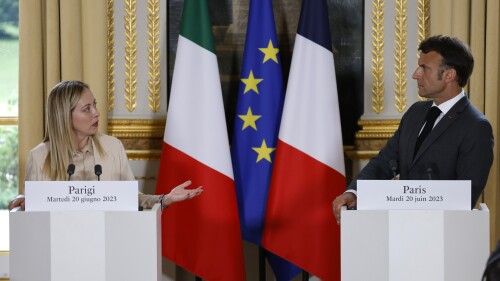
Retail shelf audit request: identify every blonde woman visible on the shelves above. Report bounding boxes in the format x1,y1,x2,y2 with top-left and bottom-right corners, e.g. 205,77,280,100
8,80,202,210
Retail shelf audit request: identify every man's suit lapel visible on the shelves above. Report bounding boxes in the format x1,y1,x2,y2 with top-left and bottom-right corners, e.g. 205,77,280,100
411,96,469,166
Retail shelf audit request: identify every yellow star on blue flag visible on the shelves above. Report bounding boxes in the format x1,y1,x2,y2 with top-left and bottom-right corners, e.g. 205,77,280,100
259,40,280,63
240,70,263,94
238,107,262,131
252,139,276,163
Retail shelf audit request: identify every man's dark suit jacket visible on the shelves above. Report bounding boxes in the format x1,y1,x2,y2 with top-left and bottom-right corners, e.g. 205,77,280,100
348,96,494,208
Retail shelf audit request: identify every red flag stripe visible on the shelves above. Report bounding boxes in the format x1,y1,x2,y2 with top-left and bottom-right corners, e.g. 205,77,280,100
157,143,245,281
263,140,345,281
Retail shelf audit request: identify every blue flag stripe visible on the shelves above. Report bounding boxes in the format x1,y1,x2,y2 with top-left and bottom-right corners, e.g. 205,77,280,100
297,0,332,51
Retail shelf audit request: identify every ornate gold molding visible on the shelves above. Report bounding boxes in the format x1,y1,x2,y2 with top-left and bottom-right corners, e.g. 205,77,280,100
107,0,115,112
124,0,138,112
355,119,399,139
371,0,385,114
108,118,165,138
108,119,164,160
417,0,430,46
147,0,161,113
394,0,408,113
349,119,400,160
345,149,379,160
127,149,162,161
134,175,159,180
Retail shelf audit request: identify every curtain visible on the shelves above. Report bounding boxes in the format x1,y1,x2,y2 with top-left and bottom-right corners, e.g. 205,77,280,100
18,0,108,189
431,0,500,248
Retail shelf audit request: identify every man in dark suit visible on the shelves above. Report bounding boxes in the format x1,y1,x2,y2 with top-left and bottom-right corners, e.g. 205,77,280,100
333,35,494,224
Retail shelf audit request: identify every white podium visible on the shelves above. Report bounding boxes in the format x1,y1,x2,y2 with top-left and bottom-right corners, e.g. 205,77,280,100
341,203,490,281
9,204,161,281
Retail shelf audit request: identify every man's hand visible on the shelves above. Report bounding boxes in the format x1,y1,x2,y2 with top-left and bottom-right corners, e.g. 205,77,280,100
332,192,357,225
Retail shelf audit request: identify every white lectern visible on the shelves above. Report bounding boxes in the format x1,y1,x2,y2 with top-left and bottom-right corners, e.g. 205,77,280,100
341,203,489,281
9,204,161,281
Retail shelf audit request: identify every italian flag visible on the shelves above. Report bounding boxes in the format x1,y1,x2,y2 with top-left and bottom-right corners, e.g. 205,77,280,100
155,0,246,280
262,0,346,280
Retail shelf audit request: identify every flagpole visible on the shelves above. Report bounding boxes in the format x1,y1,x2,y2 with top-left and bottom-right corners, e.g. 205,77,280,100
259,247,267,281
302,270,309,280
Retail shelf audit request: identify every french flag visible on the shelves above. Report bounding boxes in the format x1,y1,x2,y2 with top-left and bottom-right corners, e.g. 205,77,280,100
261,0,346,280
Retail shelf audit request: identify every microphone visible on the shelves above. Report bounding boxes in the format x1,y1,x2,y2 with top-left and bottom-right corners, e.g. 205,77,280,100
389,159,398,179
427,167,433,180
94,164,102,181
67,164,75,181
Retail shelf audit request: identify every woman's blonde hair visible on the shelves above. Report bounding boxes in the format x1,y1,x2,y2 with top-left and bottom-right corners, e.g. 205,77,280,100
43,80,105,180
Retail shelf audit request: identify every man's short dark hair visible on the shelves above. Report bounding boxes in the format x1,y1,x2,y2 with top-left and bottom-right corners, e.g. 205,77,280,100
418,35,474,87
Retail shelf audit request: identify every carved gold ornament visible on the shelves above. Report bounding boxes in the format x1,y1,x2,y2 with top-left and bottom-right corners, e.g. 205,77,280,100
124,0,138,112
371,0,385,114
107,0,115,111
147,0,161,113
393,0,408,113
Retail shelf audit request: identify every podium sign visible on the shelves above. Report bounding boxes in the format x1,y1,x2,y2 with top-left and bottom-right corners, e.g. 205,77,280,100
25,181,138,211
357,180,470,210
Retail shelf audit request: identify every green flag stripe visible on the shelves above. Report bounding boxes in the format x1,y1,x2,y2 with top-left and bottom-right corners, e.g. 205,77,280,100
180,0,215,53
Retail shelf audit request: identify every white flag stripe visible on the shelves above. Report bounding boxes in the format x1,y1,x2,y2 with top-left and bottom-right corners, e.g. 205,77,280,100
279,34,345,175
165,36,233,179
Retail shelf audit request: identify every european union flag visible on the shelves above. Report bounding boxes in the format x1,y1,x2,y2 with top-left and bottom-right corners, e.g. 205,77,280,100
231,0,301,280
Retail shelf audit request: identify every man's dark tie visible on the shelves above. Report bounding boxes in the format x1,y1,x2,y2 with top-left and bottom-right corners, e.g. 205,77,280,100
414,106,441,157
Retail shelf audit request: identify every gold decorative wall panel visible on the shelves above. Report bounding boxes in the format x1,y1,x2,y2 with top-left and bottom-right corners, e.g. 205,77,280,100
393,0,408,113
107,0,166,160
107,0,115,111
417,0,430,46
124,0,138,112
147,0,161,113
371,0,385,114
